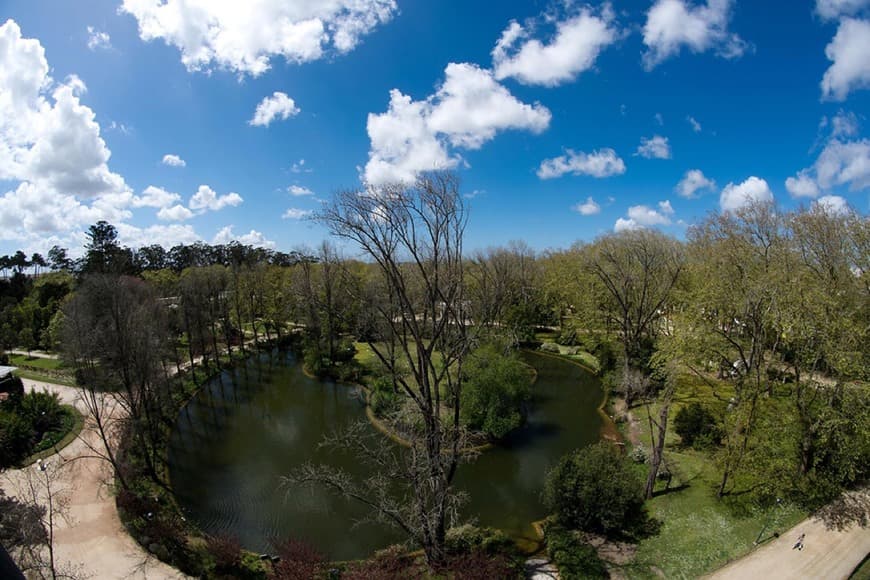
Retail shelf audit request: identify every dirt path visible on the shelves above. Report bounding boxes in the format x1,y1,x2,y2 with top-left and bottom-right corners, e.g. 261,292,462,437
706,517,870,580
2,378,186,579
7,349,60,359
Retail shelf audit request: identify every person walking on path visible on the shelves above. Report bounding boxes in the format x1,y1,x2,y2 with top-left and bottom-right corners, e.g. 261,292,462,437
792,532,805,551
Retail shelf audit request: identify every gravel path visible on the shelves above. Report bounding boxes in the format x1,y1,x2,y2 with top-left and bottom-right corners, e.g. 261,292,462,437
706,516,870,580
2,378,186,579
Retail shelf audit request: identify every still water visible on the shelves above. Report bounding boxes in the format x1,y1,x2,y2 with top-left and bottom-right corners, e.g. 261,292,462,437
167,349,608,560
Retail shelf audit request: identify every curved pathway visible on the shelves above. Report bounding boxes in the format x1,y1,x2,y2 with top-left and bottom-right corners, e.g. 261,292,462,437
707,515,870,580
1,378,186,579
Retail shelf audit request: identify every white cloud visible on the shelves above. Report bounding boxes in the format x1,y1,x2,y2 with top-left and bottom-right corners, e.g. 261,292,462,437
162,153,186,167
614,217,642,232
132,185,181,208
687,115,702,132
288,185,313,196
116,223,200,249
537,148,625,179
642,0,749,70
785,170,822,198
676,169,715,198
157,204,194,221
816,0,870,20
830,110,860,138
492,5,618,87
0,20,136,245
719,176,773,212
815,138,870,190
212,225,275,248
814,194,851,215
189,184,243,211
290,158,311,173
636,135,672,159
572,197,601,215
821,18,870,101
282,207,311,219
365,63,551,184
250,92,300,127
120,0,397,77
86,26,112,51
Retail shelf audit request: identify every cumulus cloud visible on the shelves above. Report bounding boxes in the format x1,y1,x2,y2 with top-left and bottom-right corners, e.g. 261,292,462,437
612,200,674,232
157,204,194,221
537,148,625,179
132,185,181,208
86,26,111,51
821,18,870,101
829,110,860,138
492,5,618,87
687,115,702,132
212,225,275,248
642,0,749,70
572,197,601,215
815,138,870,190
288,185,313,196
815,194,851,215
116,223,200,249
250,92,300,127
785,170,822,198
189,185,243,211
676,169,715,198
719,176,773,212
162,153,186,167
816,0,870,20
636,135,672,159
365,63,551,184
120,0,397,77
0,19,135,245
282,207,311,219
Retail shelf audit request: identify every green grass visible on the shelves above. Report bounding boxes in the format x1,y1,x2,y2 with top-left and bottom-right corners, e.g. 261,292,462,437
13,368,77,387
19,404,85,467
620,372,806,578
8,353,66,371
851,554,870,580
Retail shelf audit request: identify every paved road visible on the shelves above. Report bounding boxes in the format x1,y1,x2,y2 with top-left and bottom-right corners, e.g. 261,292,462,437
7,349,60,359
2,378,186,579
707,516,870,580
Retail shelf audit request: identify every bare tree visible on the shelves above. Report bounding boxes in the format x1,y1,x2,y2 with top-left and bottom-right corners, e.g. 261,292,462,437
286,172,471,567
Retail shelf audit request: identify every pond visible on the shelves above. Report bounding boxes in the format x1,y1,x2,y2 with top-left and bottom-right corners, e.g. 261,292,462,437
167,349,611,561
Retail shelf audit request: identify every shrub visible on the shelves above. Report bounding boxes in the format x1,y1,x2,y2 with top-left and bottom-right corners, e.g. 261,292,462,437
20,389,63,439
206,534,242,576
543,442,646,537
673,402,721,448
539,342,560,353
545,523,607,580
369,376,400,418
270,538,324,579
444,551,520,579
445,524,515,556
461,344,532,439
0,409,33,467
342,545,421,579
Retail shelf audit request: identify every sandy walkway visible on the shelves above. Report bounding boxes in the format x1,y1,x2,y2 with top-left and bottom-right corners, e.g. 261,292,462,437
707,516,870,580
2,378,186,579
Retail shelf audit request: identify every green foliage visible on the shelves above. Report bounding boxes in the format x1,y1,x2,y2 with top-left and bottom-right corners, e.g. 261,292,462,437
543,442,647,537
369,375,400,418
674,402,722,449
461,343,532,439
445,524,515,556
544,522,607,580
20,389,64,438
0,408,33,467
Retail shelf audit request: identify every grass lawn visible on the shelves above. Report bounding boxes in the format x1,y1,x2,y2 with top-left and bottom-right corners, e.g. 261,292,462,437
13,368,77,387
8,353,66,371
619,372,807,578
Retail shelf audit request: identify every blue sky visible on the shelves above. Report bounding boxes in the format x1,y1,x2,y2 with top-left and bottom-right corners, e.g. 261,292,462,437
0,0,868,257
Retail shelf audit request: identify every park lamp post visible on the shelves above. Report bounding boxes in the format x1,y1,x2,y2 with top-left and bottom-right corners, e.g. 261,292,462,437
754,497,782,545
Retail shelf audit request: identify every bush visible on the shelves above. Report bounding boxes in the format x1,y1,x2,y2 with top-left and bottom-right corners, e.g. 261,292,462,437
206,534,242,576
445,525,523,577
369,376,400,417
545,523,607,580
269,538,324,579
342,545,421,579
539,342,560,353
0,409,33,467
461,343,532,439
543,442,646,537
20,389,64,439
673,402,721,448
